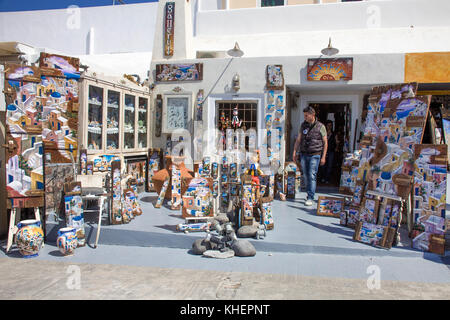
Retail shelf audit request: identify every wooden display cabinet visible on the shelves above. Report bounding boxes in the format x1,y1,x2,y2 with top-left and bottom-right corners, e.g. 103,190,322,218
79,74,151,157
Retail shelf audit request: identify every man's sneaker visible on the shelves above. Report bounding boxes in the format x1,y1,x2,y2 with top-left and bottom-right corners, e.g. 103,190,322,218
305,199,314,206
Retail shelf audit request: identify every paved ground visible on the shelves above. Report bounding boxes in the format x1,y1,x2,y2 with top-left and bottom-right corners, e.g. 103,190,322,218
1,257,449,300
1,187,449,300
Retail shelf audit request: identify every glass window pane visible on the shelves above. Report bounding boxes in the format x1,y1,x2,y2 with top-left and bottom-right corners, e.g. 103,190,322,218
166,97,188,130
261,0,284,7
87,85,103,150
106,90,120,150
138,97,148,149
124,94,135,149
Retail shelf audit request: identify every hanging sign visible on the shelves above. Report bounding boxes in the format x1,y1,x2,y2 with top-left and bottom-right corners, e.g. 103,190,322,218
307,58,353,81
164,2,175,57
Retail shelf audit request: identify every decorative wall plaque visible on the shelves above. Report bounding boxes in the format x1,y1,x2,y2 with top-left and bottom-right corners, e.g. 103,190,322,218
307,58,353,81
266,65,284,90
164,2,175,57
156,63,203,82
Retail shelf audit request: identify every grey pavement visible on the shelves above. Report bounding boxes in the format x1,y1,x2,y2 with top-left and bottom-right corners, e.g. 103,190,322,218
0,188,449,299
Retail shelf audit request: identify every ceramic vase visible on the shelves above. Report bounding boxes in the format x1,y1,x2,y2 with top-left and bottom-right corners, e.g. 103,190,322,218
15,219,44,258
56,227,78,256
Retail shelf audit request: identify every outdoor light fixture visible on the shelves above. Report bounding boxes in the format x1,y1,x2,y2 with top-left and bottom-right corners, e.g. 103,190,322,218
232,73,240,92
200,42,245,104
227,42,244,58
321,37,339,56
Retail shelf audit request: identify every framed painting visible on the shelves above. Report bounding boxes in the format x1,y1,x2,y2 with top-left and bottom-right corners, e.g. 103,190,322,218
162,94,191,133
155,63,203,82
39,52,80,78
266,65,284,90
353,221,396,249
307,58,353,81
359,197,380,224
317,196,345,218
147,148,163,192
4,63,41,83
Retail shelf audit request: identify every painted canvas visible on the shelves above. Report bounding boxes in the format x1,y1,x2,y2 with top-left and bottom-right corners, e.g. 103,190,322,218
242,184,254,221
412,215,446,255
181,177,213,218
379,200,402,229
127,159,146,187
44,163,75,223
39,52,80,78
285,171,296,199
202,156,211,177
347,206,360,228
307,58,353,81
64,195,85,247
4,63,41,83
260,198,274,230
359,198,379,224
156,63,203,82
5,133,44,200
411,144,447,254
352,181,365,206
351,84,429,200
4,60,80,209
266,65,284,90
413,144,447,219
171,164,182,210
353,221,396,249
123,188,142,219
147,148,162,192
317,196,345,218
92,154,120,172
79,149,87,175
110,161,123,224
155,176,170,208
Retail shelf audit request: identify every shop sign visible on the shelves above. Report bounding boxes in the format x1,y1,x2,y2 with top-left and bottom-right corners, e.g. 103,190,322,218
307,58,353,81
164,2,175,57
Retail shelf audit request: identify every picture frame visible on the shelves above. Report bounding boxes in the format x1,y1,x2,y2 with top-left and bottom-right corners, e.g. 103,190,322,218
353,221,396,249
317,196,345,218
359,197,380,224
155,63,203,82
266,65,284,90
162,93,191,134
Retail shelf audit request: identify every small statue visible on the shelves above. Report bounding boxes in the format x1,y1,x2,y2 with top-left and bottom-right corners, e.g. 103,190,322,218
220,111,227,130
204,222,237,252
231,105,242,129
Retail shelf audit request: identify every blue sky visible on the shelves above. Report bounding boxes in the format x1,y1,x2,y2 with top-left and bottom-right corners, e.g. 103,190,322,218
0,0,158,12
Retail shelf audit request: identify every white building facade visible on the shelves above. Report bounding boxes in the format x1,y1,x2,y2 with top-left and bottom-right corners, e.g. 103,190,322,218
149,0,450,171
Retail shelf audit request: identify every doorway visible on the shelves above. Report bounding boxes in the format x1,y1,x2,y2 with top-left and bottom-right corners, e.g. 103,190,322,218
308,102,351,187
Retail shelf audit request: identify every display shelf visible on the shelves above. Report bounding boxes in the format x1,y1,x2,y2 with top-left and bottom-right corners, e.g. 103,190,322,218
87,85,103,150
138,97,148,149
106,90,120,151
123,94,136,150
81,76,151,157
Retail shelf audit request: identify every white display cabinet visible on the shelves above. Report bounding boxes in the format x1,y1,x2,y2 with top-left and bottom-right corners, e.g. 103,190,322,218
80,73,151,157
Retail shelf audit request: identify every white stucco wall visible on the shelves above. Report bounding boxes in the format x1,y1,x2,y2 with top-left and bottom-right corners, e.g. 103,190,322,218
0,3,158,55
188,0,450,59
150,52,405,160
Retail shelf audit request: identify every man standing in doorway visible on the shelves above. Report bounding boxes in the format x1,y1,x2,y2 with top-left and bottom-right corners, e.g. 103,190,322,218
292,106,328,207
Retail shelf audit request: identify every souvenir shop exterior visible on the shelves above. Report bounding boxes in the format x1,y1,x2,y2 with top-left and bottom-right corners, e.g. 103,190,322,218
1,0,449,258
146,0,450,254
149,0,409,174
